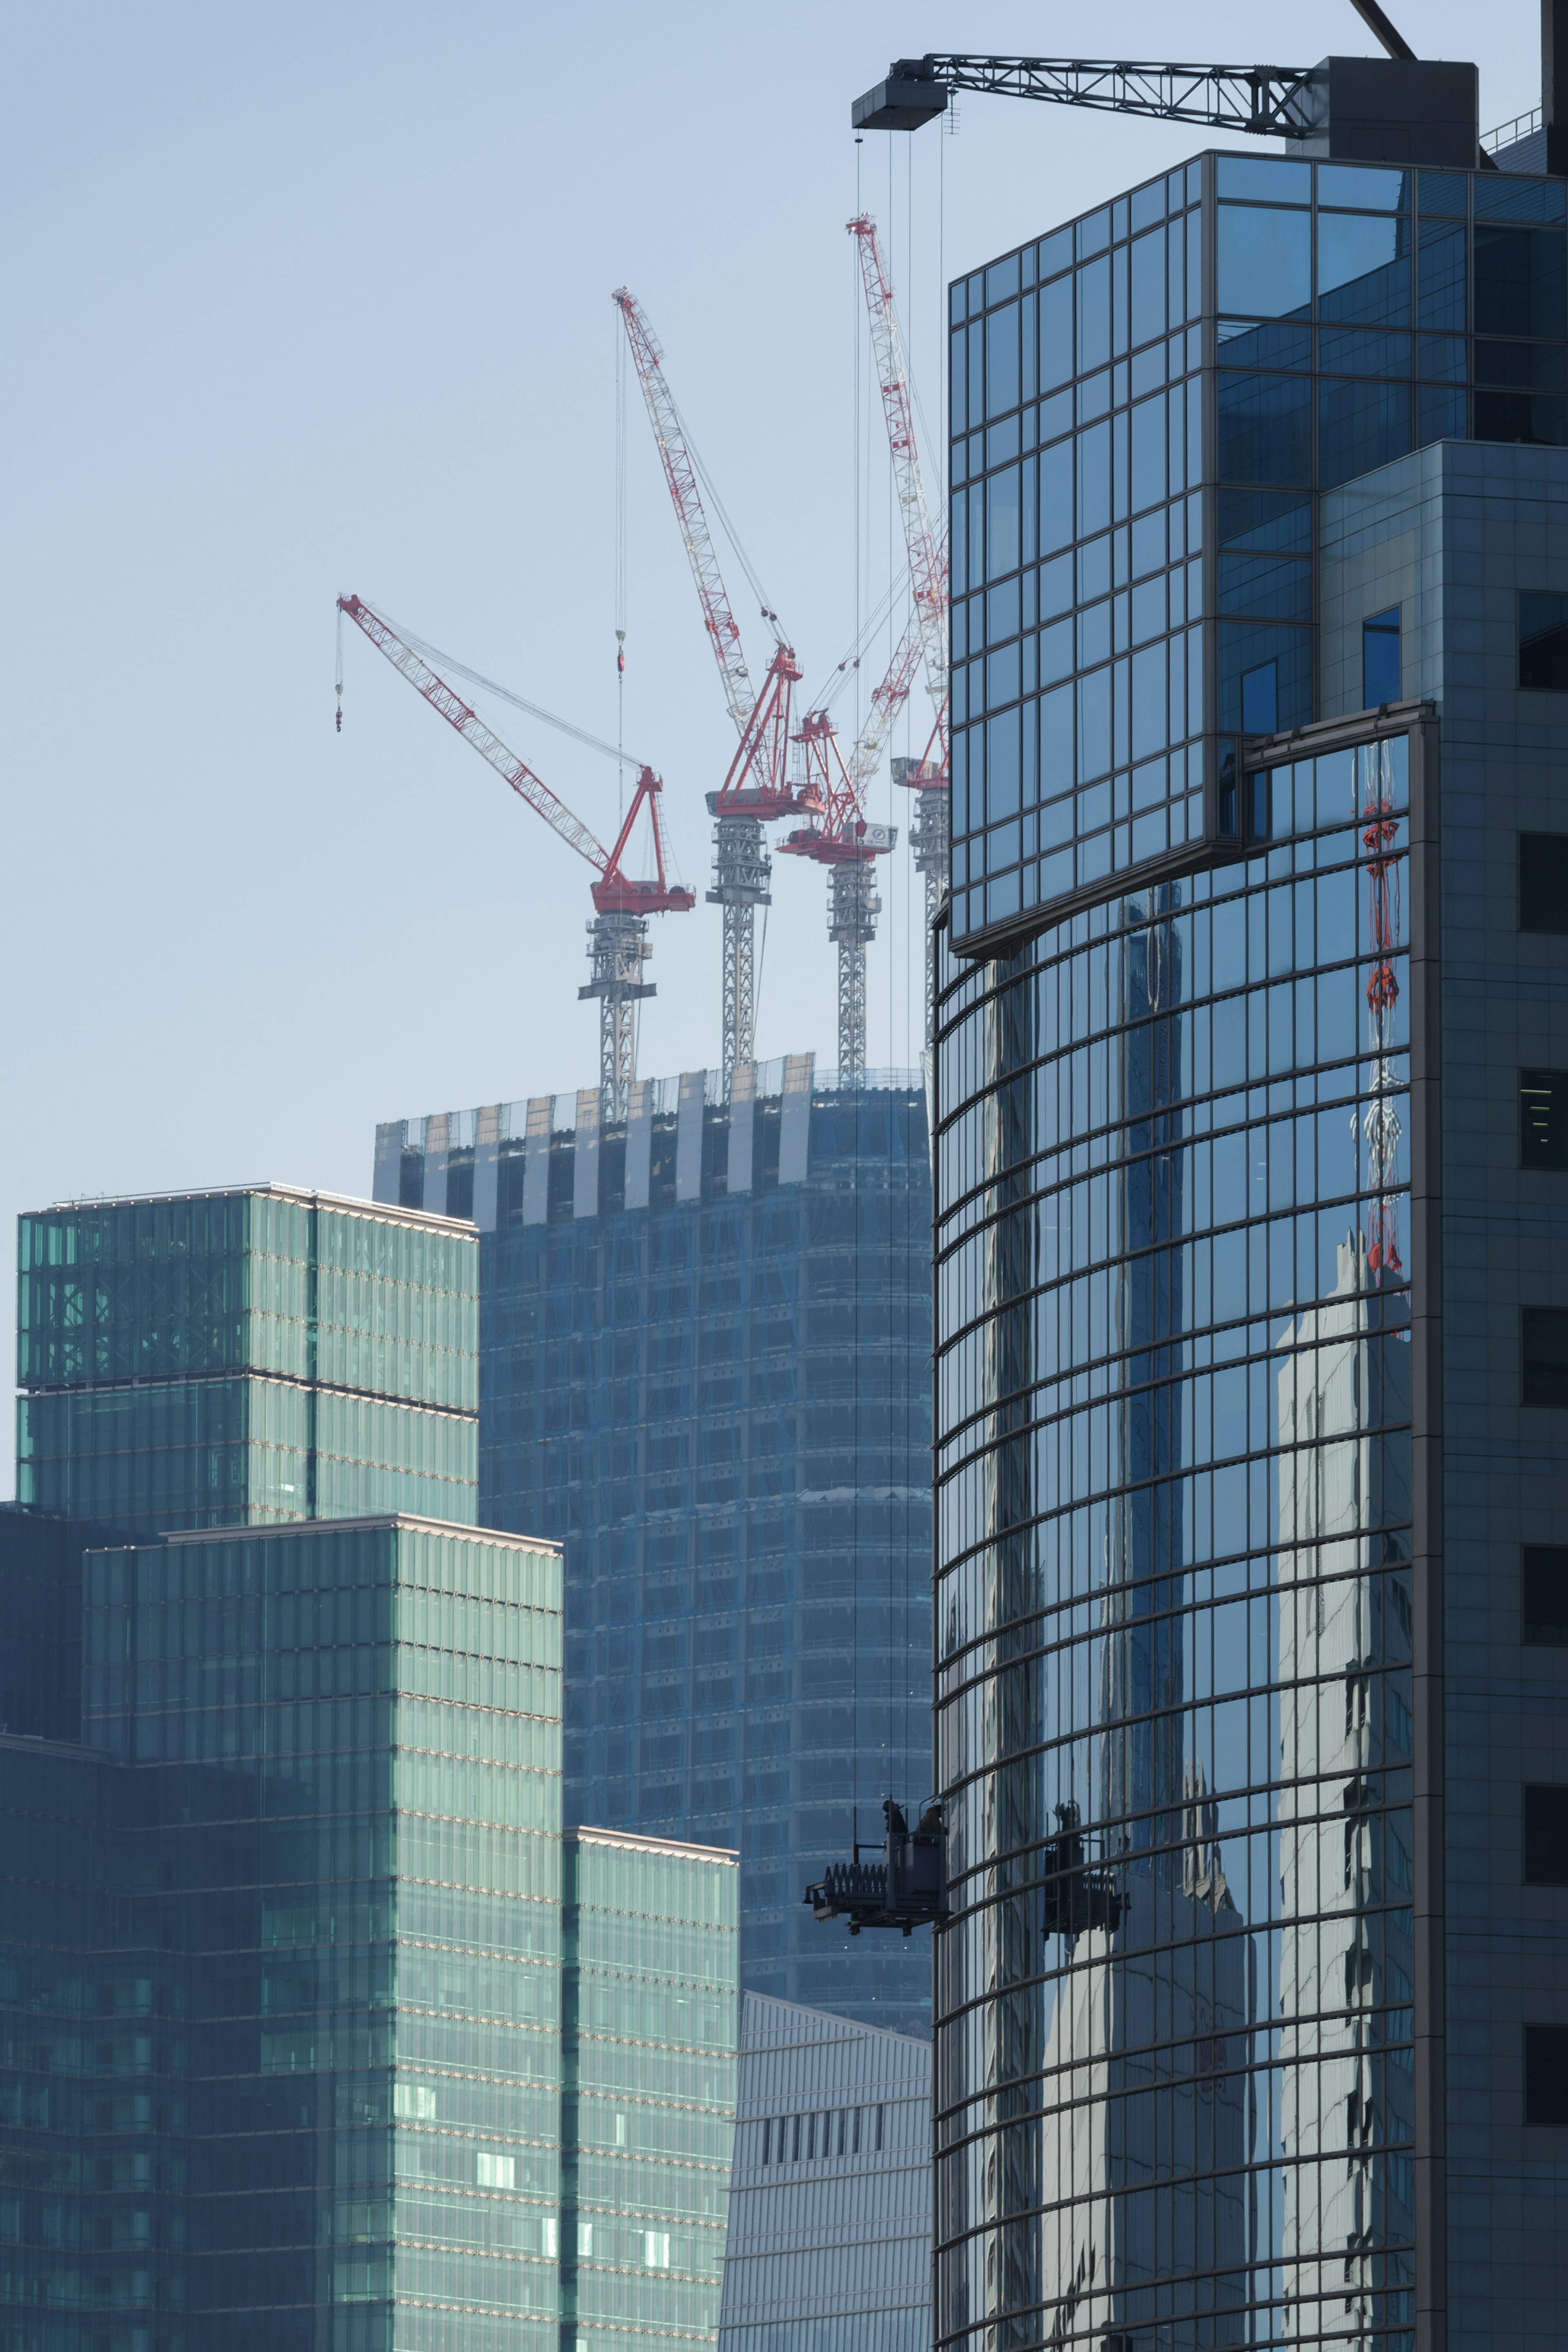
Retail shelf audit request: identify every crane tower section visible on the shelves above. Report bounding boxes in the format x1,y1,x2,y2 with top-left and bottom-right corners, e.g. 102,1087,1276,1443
613,288,815,1088
337,594,693,1120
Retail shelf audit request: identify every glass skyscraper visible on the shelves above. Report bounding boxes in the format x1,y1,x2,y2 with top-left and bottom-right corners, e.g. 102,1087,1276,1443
933,122,1568,2352
2,1186,739,2352
16,1186,479,1535
375,1054,933,2039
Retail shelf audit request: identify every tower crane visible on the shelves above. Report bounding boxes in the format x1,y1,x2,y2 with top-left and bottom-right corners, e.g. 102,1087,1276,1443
779,614,922,1076
336,593,693,1119
612,287,817,1089
848,212,951,1043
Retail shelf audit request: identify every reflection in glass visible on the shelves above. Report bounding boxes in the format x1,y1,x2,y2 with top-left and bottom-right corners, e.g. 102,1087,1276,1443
935,740,1418,2349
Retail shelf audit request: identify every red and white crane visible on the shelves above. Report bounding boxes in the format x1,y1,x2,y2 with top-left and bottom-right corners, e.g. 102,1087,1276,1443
779,613,922,1075
849,212,951,1040
337,593,693,1119
612,287,817,1087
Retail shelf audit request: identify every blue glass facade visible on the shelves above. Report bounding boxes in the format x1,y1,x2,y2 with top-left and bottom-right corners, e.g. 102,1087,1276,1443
947,152,1568,955
375,1057,934,2039
935,719,1428,2349
937,125,1568,2352
16,1188,479,1537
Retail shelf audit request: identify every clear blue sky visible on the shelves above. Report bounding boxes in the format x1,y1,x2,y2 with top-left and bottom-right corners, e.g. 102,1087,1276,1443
1,1,1535,1488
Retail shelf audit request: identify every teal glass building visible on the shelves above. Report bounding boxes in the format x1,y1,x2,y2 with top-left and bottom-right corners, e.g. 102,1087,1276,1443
2,1187,739,2352
934,113,1568,2352
16,1187,479,1534
376,1055,934,2039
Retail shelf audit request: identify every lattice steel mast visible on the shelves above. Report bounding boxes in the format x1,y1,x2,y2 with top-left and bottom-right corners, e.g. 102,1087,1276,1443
337,594,694,1119
847,212,951,1045
612,289,813,1088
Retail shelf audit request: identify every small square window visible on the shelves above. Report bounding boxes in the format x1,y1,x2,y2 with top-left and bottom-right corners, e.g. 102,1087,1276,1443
1520,591,1568,688
1521,1070,1568,1168
1523,1545,1568,1645
1363,606,1401,705
1520,832,1568,932
1524,1785,1568,1884
1525,2024,1568,2125
1523,1307,1568,1407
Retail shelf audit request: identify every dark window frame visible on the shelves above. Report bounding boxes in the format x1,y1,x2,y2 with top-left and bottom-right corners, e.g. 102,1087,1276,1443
1519,831,1568,932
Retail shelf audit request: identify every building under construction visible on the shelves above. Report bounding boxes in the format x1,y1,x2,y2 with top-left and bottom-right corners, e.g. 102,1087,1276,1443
374,1054,933,2037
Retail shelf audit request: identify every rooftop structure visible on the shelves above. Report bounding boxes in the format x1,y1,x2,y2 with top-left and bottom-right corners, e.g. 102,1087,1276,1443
16,1182,479,1536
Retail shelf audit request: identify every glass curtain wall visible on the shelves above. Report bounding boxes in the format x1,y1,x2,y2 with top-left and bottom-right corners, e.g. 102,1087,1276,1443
948,154,1568,954
933,733,1418,2351
78,1518,564,2352
560,1830,738,2349
16,1193,479,1534
483,1082,932,2037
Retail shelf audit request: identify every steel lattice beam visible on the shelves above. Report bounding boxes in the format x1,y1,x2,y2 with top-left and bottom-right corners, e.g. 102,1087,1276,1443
853,55,1319,136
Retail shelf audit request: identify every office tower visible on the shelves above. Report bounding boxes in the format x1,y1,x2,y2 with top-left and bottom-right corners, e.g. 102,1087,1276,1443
375,1054,933,2036
0,1514,738,2352
933,109,1568,2352
561,1829,740,2347
16,1186,479,1535
716,1994,931,2352
1,1182,738,2352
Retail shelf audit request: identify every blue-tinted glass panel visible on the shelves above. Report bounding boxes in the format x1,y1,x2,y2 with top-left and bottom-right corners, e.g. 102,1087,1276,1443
1040,225,1072,278
1219,552,1313,622
1363,606,1401,703
1217,317,1314,369
1473,175,1568,223
1077,421,1111,537
1216,155,1312,201
986,303,1020,417
1216,203,1312,319
1241,659,1278,732
1319,377,1412,489
1040,679,1073,796
1077,258,1111,373
949,328,968,436
1318,212,1412,326
986,252,1021,305
1129,392,1167,511
1418,169,1468,215
1040,437,1073,552
1077,671,1111,781
1417,221,1467,330
1319,163,1410,211
1040,272,1073,388
1417,332,1466,380
1318,326,1411,376
1217,373,1314,485
1130,226,1167,345
1077,207,1110,259
1217,489,1312,554
1218,621,1312,732
1473,226,1567,337
986,467,1021,578
1417,383,1467,444
1130,177,1165,234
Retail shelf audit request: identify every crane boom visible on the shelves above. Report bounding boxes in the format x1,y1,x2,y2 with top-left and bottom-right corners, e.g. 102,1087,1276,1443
845,610,925,804
339,593,608,873
852,55,1318,135
612,289,757,739
847,217,948,740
